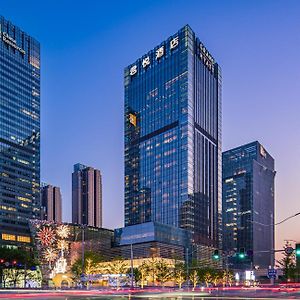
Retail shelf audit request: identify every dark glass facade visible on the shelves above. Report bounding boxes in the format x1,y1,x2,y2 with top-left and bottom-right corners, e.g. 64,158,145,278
222,141,275,269
114,222,192,261
114,222,191,247
41,183,62,223
72,163,103,228
124,25,221,248
0,16,40,246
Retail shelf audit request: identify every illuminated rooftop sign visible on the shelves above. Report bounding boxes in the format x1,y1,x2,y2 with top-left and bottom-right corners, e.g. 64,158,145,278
129,36,179,76
129,33,215,76
0,24,25,55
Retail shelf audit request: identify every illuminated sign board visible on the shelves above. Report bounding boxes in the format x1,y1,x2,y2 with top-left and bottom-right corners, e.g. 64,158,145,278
142,56,150,68
0,25,25,55
129,65,137,76
155,45,165,60
129,35,215,77
199,43,214,71
170,36,179,49
129,36,179,76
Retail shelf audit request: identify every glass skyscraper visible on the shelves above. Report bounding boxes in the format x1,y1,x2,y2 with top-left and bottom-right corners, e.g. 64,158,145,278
72,163,103,228
41,183,62,223
0,16,40,246
222,141,275,269
124,25,222,248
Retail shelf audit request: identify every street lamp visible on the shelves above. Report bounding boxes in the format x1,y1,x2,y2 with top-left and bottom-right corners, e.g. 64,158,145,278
130,243,134,289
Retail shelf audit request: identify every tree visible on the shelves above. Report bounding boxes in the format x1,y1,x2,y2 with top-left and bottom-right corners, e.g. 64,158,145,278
211,269,221,286
0,247,37,288
220,270,234,287
156,259,171,287
85,258,96,277
197,267,206,284
203,271,212,287
105,257,128,290
71,250,104,284
227,271,234,287
146,257,158,286
197,267,214,286
127,267,141,287
221,270,228,287
138,261,149,288
277,242,296,282
190,269,198,290
174,262,185,289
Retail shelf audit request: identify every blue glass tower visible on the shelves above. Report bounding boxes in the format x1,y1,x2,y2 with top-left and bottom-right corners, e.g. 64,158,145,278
222,141,275,269
0,16,40,246
124,25,222,248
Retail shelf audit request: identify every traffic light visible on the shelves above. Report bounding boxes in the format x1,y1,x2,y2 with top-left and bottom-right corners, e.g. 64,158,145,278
239,248,245,259
213,250,220,260
296,243,300,269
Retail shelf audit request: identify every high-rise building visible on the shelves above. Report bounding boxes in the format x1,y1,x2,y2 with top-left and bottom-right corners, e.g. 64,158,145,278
124,25,222,249
41,184,62,222
0,16,40,246
72,163,102,228
222,141,275,269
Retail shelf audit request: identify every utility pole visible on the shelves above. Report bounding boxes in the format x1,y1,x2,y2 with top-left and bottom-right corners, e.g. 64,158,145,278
249,212,300,285
130,243,134,289
186,247,189,289
270,216,275,285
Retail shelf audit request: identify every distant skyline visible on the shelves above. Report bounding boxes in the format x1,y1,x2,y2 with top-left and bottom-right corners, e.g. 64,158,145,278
2,0,300,252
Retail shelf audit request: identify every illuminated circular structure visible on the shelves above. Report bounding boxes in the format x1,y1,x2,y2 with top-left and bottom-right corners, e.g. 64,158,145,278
44,248,58,262
37,226,56,246
56,225,70,239
57,240,69,251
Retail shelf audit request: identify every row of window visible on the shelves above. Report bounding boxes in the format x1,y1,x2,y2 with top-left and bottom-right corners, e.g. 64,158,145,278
1,233,30,243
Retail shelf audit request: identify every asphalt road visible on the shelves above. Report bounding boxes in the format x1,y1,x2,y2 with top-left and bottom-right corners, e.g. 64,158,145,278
0,288,300,299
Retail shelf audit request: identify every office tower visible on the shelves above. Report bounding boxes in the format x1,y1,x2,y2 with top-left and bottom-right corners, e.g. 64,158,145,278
41,184,62,222
222,141,275,269
72,163,102,228
0,16,40,246
124,25,222,248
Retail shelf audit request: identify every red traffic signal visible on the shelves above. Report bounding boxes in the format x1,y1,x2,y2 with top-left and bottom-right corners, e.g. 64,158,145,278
0,259,4,263
12,260,17,265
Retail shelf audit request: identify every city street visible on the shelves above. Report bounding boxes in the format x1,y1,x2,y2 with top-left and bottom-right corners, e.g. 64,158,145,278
1,287,300,299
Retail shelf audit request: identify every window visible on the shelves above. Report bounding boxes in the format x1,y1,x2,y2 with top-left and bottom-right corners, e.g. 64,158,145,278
17,235,31,243
2,233,16,241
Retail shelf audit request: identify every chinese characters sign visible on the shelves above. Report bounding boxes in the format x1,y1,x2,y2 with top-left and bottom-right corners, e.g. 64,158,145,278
129,36,179,76
129,35,215,77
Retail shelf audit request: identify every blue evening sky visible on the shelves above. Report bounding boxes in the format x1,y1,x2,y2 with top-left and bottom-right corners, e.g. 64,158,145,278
1,0,300,250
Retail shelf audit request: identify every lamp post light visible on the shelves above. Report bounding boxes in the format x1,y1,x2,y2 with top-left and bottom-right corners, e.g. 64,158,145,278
130,243,134,289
